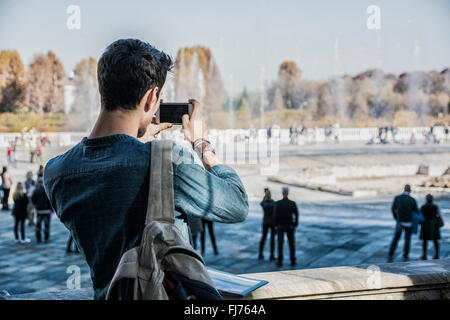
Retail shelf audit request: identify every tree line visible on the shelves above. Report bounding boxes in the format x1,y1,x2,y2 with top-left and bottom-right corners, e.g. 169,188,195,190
1,49,448,129
0,50,97,117
227,61,450,128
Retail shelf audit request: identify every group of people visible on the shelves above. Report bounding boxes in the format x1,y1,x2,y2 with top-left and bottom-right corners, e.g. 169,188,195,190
424,125,442,145
259,186,299,267
1,165,52,244
5,128,51,166
258,183,444,267
388,184,444,262
2,165,80,253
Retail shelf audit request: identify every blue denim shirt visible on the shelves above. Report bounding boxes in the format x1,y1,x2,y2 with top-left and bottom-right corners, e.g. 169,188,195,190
43,134,248,300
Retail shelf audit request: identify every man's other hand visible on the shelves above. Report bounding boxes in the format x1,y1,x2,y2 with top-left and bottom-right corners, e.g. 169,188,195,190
138,120,172,143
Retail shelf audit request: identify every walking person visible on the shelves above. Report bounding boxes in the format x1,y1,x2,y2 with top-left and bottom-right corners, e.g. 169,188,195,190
1,166,12,210
24,171,36,226
258,188,276,261
12,182,30,244
388,184,419,262
32,178,52,243
274,187,299,267
201,219,219,255
420,194,444,260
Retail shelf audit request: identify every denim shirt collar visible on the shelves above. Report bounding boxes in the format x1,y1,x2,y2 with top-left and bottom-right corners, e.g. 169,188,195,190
81,134,138,146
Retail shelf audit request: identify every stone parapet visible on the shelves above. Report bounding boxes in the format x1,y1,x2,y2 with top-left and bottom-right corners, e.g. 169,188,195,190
238,258,450,300
4,259,450,300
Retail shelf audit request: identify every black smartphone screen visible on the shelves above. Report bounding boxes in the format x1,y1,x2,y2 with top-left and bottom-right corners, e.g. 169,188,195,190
158,103,191,125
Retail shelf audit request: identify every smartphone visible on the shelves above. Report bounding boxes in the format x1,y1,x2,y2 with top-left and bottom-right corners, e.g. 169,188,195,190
155,102,194,125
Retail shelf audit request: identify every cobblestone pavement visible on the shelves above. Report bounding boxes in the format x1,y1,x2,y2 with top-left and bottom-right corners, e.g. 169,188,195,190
0,198,449,296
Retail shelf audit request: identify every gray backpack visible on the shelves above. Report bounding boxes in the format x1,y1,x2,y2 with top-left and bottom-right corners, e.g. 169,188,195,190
106,140,221,300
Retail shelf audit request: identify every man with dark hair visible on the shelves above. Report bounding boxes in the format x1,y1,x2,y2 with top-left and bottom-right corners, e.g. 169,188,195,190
44,39,248,300
388,184,419,262
274,187,299,267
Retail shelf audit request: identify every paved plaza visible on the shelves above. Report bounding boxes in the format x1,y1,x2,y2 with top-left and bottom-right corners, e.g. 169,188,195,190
0,140,449,297
0,197,449,296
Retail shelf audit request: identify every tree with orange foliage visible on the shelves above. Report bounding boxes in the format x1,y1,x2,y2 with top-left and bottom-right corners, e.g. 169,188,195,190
0,50,26,112
25,51,66,114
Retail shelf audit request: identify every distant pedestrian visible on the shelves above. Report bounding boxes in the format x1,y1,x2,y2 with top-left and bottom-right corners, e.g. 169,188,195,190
420,194,444,260
32,178,52,243
29,138,37,163
289,126,297,145
12,143,17,168
36,141,44,163
1,166,12,210
201,219,219,255
187,215,203,251
274,187,299,267
12,182,31,244
7,145,14,166
24,171,36,226
388,184,419,262
391,125,398,143
36,164,44,180
259,188,276,261
444,124,449,142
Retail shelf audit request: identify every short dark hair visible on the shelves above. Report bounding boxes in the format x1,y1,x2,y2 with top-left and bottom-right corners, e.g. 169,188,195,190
97,39,173,111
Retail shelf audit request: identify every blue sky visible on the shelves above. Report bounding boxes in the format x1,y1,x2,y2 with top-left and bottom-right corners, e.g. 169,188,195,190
0,0,449,91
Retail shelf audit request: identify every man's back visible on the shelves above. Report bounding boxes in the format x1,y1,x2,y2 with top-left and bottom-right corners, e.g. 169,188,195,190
44,134,248,300
274,198,298,227
392,194,418,223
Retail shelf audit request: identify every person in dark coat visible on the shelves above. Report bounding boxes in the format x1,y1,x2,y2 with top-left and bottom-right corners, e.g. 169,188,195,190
187,215,203,251
32,178,53,243
259,188,276,261
12,182,30,243
274,186,299,267
201,219,219,255
420,194,443,260
388,184,419,262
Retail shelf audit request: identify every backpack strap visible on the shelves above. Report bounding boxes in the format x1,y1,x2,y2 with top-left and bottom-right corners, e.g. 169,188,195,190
145,140,175,225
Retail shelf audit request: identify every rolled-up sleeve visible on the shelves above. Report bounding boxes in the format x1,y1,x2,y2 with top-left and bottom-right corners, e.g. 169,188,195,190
172,144,248,224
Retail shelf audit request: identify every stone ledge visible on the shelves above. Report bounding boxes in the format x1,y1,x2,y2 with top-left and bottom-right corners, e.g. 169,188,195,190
238,258,450,300
4,259,450,300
